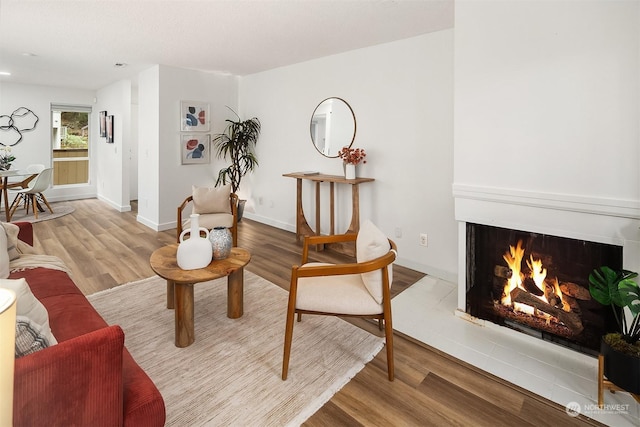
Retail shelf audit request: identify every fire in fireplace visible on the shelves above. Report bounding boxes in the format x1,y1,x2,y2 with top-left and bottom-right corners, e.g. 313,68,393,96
466,223,622,355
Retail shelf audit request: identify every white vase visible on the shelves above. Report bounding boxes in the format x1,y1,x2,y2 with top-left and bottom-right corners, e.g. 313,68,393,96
345,163,356,179
177,214,212,270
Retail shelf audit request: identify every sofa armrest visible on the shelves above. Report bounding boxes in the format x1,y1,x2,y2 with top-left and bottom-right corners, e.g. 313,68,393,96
13,221,33,246
14,325,125,427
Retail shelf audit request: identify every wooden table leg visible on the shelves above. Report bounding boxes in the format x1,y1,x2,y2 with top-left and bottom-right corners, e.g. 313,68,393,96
174,282,195,347
166,280,175,309
227,268,244,319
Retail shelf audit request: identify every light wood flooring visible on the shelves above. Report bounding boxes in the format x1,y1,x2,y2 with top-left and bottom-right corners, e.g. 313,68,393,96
30,198,603,426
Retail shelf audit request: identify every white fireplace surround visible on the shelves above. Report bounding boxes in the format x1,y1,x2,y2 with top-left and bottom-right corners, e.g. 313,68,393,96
453,183,640,316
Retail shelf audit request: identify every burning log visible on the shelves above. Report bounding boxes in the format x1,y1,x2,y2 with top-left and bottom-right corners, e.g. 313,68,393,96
559,282,591,301
494,265,512,279
510,287,584,334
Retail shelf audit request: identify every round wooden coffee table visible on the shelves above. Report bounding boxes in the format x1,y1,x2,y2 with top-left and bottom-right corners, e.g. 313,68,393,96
150,244,251,348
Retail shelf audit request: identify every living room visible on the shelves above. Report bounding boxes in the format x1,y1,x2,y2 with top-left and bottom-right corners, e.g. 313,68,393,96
1,0,639,425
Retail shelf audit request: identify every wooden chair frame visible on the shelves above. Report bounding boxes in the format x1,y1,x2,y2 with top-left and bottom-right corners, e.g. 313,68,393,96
176,193,238,247
282,233,397,381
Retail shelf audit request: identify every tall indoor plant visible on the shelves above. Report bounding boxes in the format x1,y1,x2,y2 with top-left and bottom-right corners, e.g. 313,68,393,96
588,266,640,394
213,108,261,219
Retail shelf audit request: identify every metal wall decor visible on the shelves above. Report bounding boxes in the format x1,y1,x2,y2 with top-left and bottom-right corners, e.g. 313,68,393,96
0,107,39,146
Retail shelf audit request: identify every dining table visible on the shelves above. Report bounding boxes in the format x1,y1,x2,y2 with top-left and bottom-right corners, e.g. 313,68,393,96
0,169,38,222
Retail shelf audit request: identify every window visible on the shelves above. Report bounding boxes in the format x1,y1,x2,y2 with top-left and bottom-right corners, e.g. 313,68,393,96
51,105,91,186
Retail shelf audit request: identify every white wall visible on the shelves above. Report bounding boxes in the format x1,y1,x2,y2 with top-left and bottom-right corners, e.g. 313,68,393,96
137,65,238,230
454,0,639,200
239,31,456,280
0,82,97,201
95,79,132,211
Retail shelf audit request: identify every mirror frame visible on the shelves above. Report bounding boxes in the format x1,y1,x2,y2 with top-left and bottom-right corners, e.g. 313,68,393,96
309,97,356,158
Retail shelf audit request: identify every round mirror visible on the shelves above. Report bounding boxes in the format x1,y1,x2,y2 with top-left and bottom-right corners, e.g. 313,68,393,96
310,97,356,158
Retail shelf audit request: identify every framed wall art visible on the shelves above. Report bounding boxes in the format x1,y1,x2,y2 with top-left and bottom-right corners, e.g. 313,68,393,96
99,111,107,137
181,134,210,164
106,115,114,143
180,101,210,132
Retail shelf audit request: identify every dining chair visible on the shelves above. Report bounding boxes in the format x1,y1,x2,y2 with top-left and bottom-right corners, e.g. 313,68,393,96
5,164,46,194
8,168,54,219
176,184,238,246
282,220,397,381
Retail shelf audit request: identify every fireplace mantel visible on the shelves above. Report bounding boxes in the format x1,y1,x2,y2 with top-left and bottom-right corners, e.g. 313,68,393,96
453,183,640,316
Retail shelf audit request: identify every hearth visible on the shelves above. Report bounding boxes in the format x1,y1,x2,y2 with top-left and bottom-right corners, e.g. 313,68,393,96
465,223,622,356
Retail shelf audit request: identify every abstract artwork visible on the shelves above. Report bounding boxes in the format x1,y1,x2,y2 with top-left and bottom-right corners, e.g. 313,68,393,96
181,134,210,164
106,115,114,143
0,107,39,146
180,101,210,132
99,111,107,137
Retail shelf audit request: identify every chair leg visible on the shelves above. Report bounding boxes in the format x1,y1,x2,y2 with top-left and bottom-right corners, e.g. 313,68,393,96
384,312,394,381
31,195,38,219
8,194,23,221
282,305,297,380
37,193,54,214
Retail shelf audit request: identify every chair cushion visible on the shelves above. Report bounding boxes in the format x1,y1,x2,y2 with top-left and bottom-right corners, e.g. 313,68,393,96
356,220,393,304
192,184,231,214
296,263,383,315
185,213,234,231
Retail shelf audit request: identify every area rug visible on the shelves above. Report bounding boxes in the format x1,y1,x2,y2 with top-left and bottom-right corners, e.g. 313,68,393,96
7,202,74,223
88,271,384,426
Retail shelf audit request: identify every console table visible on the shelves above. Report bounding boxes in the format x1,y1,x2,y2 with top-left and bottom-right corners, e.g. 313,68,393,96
283,172,374,255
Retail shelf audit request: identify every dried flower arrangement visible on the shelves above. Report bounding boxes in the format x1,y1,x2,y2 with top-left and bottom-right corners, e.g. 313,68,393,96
338,146,367,165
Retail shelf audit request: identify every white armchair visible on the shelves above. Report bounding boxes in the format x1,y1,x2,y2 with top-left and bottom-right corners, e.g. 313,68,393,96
177,184,238,246
282,220,397,381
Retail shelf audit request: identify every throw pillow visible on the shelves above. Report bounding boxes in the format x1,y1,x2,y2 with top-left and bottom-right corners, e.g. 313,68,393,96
15,315,51,357
1,278,57,347
356,220,393,305
0,225,9,279
2,222,21,260
192,184,232,215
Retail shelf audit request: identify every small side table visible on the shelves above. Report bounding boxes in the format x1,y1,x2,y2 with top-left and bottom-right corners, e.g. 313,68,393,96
150,244,251,347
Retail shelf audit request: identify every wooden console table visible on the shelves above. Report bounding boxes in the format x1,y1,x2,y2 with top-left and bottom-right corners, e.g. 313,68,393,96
283,172,374,255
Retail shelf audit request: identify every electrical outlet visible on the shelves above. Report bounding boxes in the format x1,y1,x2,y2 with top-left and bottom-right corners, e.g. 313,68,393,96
420,233,428,247
395,227,402,238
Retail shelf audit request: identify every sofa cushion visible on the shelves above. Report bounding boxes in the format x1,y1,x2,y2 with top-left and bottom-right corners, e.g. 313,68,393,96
15,315,52,357
2,222,20,260
1,277,57,346
0,224,9,278
192,184,231,214
356,220,393,304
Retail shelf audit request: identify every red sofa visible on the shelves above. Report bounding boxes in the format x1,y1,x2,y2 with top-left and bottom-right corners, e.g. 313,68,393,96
12,222,165,427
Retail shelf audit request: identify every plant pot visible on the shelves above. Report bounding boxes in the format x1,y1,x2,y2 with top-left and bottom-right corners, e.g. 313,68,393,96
601,337,640,395
237,199,246,222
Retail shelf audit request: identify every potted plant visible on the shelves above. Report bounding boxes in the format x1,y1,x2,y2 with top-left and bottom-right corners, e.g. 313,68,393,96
588,266,640,394
213,108,261,220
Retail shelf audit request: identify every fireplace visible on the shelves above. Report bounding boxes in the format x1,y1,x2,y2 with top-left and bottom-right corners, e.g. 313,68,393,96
453,183,640,360
465,223,622,355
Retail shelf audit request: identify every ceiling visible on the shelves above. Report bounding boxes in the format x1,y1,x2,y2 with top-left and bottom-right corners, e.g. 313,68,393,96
0,0,454,91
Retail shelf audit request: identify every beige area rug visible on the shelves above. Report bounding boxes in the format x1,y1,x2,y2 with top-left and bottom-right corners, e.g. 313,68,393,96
88,271,384,426
7,202,74,223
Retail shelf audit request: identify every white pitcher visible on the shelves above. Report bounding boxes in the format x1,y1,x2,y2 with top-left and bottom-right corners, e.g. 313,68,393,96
177,214,212,270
